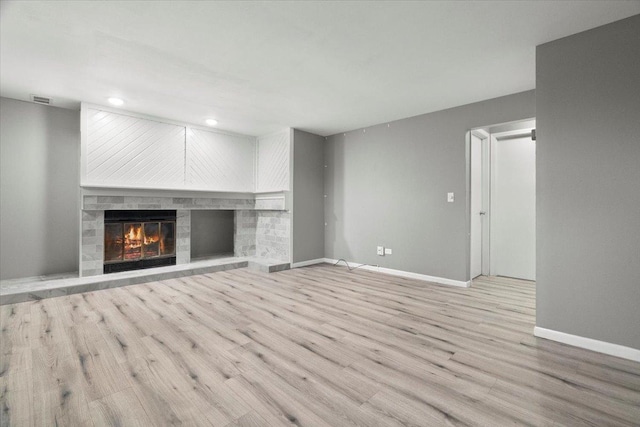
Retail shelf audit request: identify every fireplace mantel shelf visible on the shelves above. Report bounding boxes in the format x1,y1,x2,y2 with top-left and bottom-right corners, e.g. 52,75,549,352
82,182,252,191
82,183,288,199
81,193,289,212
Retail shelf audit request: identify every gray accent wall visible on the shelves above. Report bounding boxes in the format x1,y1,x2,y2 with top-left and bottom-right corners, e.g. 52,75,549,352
324,91,535,282
536,15,640,349
292,129,325,264
190,210,234,259
0,97,80,279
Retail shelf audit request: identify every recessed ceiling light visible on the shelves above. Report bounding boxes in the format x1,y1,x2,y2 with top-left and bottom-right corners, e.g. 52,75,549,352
205,119,218,126
108,97,124,106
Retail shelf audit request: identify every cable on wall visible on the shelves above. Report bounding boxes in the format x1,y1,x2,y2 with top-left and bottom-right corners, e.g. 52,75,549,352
333,259,379,271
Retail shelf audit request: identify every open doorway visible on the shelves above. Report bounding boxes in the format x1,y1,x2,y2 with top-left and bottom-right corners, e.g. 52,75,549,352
467,119,536,281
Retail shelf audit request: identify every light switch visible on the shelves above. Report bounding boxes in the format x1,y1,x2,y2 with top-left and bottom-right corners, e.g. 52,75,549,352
447,192,455,203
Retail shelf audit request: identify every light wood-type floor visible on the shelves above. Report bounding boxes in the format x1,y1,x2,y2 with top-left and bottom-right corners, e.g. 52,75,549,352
1,265,639,426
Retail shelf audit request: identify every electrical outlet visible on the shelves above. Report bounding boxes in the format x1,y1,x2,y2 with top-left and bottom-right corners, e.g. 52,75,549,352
384,248,392,255
377,246,384,256
447,192,455,203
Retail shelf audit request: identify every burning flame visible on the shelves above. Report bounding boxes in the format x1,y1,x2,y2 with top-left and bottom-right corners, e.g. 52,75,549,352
144,234,159,245
114,221,173,261
125,225,142,243
123,224,143,259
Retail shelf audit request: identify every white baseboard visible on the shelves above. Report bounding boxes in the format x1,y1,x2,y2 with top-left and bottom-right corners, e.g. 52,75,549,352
534,326,640,362
291,258,326,268
323,258,470,288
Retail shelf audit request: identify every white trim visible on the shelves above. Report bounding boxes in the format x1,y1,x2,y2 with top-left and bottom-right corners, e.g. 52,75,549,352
489,134,498,276
255,193,286,201
291,258,326,268
481,134,491,276
324,258,470,288
534,327,640,362
81,186,255,199
470,128,490,139
81,182,256,194
288,128,295,266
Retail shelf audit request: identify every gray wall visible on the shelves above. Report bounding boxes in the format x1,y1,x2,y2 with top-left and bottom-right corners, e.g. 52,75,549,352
536,15,640,349
292,129,325,264
190,210,234,259
325,91,535,282
0,97,80,279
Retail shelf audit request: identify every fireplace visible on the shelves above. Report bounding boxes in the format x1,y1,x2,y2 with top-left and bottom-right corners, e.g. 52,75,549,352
103,210,176,273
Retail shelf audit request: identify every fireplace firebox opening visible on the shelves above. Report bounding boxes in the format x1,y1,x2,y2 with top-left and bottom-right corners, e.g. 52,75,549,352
104,210,176,273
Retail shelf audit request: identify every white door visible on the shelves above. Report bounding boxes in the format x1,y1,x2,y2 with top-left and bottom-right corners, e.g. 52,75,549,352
470,134,483,278
491,134,536,280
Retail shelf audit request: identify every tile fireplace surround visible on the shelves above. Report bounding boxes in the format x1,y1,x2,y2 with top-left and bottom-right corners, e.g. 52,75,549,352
81,194,289,277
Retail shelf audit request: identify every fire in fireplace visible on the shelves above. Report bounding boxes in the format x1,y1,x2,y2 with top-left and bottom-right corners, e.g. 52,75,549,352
104,210,176,273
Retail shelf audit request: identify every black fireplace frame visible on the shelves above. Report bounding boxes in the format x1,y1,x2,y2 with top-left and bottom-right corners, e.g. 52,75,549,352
103,210,177,274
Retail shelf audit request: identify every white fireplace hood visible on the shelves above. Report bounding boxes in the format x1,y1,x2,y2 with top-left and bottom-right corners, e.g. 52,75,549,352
80,103,292,196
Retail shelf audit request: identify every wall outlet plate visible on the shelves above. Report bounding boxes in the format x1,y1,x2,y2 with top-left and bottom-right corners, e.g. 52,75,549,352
384,248,392,255
377,246,384,256
447,192,455,202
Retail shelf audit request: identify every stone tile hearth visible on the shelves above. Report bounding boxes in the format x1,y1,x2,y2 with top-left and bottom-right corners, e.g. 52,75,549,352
0,256,290,305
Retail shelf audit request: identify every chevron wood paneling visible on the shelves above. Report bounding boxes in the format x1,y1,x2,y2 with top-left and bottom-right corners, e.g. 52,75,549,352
256,130,290,192
186,128,255,192
86,109,186,188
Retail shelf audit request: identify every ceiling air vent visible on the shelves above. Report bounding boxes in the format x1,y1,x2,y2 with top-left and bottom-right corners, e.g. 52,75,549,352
30,95,52,105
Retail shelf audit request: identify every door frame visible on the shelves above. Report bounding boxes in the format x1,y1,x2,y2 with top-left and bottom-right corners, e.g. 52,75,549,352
467,129,490,280
466,118,536,283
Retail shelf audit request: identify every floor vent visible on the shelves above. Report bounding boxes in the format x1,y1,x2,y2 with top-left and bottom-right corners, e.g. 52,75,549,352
30,95,52,105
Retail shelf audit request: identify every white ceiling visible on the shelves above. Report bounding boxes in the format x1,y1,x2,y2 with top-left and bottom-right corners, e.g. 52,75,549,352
1,1,638,136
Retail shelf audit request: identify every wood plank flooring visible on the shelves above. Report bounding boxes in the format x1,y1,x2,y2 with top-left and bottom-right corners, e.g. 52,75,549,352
1,264,639,426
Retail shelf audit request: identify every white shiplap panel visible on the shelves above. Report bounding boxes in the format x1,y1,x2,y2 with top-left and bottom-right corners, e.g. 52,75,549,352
256,129,290,192
186,128,255,192
86,109,185,188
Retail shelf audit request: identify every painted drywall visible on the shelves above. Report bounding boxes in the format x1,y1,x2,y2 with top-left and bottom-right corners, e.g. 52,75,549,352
190,210,234,259
536,15,640,349
0,97,80,279
292,130,325,264
324,90,535,282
